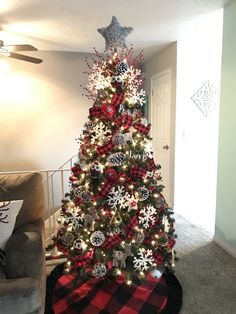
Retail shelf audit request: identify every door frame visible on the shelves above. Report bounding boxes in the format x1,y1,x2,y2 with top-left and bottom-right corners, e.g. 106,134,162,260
150,68,176,207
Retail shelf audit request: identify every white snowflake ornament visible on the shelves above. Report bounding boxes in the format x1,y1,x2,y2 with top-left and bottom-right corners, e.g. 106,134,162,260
133,249,154,271
138,204,157,228
107,186,131,209
91,122,111,145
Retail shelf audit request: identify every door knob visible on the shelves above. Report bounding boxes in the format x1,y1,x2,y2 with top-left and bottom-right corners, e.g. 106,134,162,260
163,145,169,150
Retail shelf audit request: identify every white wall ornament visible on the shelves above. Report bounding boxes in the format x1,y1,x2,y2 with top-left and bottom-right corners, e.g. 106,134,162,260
191,80,219,118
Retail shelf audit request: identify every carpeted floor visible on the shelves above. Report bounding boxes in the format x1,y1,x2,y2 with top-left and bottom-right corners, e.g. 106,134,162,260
175,214,236,314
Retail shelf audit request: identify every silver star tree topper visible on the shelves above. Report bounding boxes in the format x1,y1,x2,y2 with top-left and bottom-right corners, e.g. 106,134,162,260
97,16,133,52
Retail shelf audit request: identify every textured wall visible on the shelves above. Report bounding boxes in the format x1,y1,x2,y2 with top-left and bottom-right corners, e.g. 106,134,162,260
0,51,93,171
215,0,236,254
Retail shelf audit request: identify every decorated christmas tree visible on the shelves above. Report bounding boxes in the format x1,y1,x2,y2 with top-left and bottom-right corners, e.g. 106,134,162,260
53,16,177,284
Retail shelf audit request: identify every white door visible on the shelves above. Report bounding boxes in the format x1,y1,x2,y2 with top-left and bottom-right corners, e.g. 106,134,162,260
151,70,172,205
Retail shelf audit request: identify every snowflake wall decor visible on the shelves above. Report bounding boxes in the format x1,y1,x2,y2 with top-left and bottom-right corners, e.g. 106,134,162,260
191,80,219,118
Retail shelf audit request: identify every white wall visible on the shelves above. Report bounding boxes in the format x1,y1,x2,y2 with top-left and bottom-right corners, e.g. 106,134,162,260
0,51,93,171
215,0,236,256
174,10,223,233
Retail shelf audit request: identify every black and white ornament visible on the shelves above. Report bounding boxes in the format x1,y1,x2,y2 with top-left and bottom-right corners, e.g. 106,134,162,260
81,191,92,203
111,75,123,85
84,120,93,130
92,263,107,278
90,162,102,178
60,232,75,248
108,152,125,166
137,187,149,201
113,133,125,145
135,231,145,243
73,239,87,252
90,230,105,247
116,60,129,76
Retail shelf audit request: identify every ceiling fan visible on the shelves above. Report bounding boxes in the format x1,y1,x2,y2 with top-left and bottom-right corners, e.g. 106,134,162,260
0,40,43,64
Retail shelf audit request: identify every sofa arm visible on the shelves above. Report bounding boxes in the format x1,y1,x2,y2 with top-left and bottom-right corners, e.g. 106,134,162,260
5,219,45,279
0,277,41,314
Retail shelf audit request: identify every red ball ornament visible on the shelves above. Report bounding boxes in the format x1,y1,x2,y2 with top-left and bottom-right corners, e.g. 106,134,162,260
101,104,116,118
105,168,118,182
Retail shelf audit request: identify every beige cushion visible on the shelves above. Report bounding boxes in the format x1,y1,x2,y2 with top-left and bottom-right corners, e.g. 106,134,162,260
0,200,23,250
0,173,44,230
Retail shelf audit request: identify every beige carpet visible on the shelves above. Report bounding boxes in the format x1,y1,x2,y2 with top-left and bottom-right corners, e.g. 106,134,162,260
175,214,236,314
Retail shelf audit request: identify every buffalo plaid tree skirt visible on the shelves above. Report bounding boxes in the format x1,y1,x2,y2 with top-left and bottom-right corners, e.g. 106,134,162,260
45,264,182,314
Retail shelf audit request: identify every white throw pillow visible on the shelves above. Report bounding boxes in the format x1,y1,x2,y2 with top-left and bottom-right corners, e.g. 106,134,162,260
0,200,23,251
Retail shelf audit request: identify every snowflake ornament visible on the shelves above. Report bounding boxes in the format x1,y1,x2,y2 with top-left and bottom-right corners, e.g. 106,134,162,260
139,204,157,228
107,186,131,209
91,122,111,145
133,249,154,271
87,61,111,95
128,89,146,106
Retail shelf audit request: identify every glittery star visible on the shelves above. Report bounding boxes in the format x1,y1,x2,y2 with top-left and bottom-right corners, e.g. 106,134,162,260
97,16,133,52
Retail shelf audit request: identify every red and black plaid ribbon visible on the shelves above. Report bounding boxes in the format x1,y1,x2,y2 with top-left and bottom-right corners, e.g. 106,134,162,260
125,214,139,238
71,165,83,177
130,166,147,179
111,92,124,108
89,106,102,118
147,158,156,171
76,251,93,267
121,114,133,129
99,180,114,197
96,140,115,156
133,122,151,135
103,234,122,249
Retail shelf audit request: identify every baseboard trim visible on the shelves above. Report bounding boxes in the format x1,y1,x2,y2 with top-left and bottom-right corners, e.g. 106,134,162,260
213,236,236,258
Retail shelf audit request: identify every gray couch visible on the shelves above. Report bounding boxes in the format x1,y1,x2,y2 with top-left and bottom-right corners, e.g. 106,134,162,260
0,173,46,314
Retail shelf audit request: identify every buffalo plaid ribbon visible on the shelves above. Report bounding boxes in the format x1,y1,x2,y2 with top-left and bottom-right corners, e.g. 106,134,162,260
89,106,102,118
147,159,157,171
103,234,122,250
121,114,133,129
96,140,115,156
133,122,151,135
51,272,171,314
75,251,93,267
124,215,139,238
130,166,147,179
111,92,124,108
99,180,114,197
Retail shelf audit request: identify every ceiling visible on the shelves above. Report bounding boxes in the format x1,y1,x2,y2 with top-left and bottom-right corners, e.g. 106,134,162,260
0,0,230,59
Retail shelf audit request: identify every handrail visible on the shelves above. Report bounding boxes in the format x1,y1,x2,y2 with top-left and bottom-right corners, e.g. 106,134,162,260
0,155,78,256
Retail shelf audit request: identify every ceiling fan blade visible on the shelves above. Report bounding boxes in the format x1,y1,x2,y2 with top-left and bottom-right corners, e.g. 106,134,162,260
4,44,38,52
8,52,43,64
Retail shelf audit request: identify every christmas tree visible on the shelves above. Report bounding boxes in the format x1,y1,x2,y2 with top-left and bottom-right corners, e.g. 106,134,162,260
54,17,177,283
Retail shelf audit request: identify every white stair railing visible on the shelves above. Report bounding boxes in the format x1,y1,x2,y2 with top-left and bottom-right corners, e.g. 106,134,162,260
0,155,77,256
